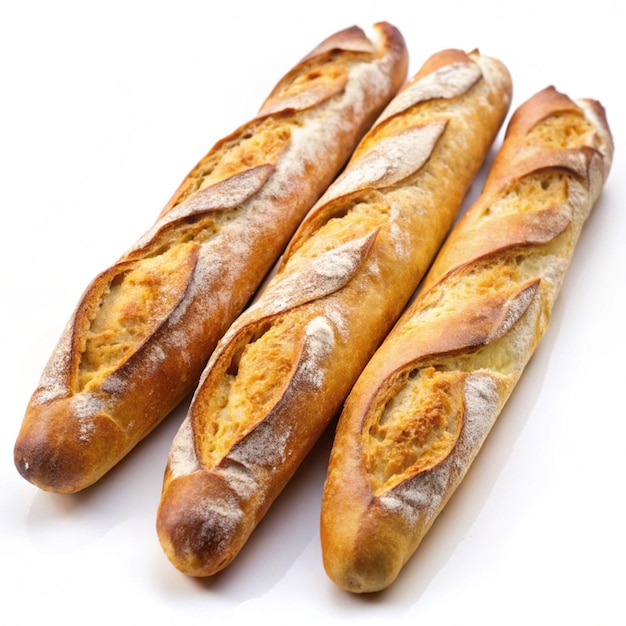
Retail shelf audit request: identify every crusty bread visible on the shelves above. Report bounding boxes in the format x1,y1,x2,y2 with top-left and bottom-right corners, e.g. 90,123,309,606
320,86,614,593
14,23,408,494
156,48,513,577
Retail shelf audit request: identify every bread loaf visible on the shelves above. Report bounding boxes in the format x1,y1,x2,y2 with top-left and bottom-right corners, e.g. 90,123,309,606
14,23,408,494
320,86,613,593
156,48,513,577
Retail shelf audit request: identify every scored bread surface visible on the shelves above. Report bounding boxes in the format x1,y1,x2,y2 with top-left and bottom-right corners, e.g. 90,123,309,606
320,86,614,593
14,23,409,494
157,48,513,577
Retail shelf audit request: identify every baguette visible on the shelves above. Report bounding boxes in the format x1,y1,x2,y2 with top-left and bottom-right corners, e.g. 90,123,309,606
320,86,614,593
14,23,408,494
156,49,513,577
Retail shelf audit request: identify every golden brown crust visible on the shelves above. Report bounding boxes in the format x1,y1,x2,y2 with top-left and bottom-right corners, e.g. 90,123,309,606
320,86,613,593
156,49,512,577
14,23,409,494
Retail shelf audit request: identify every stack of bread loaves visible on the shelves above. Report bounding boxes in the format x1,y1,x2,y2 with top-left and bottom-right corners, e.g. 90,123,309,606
14,21,613,594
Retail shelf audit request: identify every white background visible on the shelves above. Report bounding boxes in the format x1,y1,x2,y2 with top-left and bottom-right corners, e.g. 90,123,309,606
1,1,624,623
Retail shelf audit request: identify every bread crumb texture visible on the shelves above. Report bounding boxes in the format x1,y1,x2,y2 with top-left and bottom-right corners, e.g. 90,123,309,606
78,244,198,389
195,319,303,467
366,368,464,494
